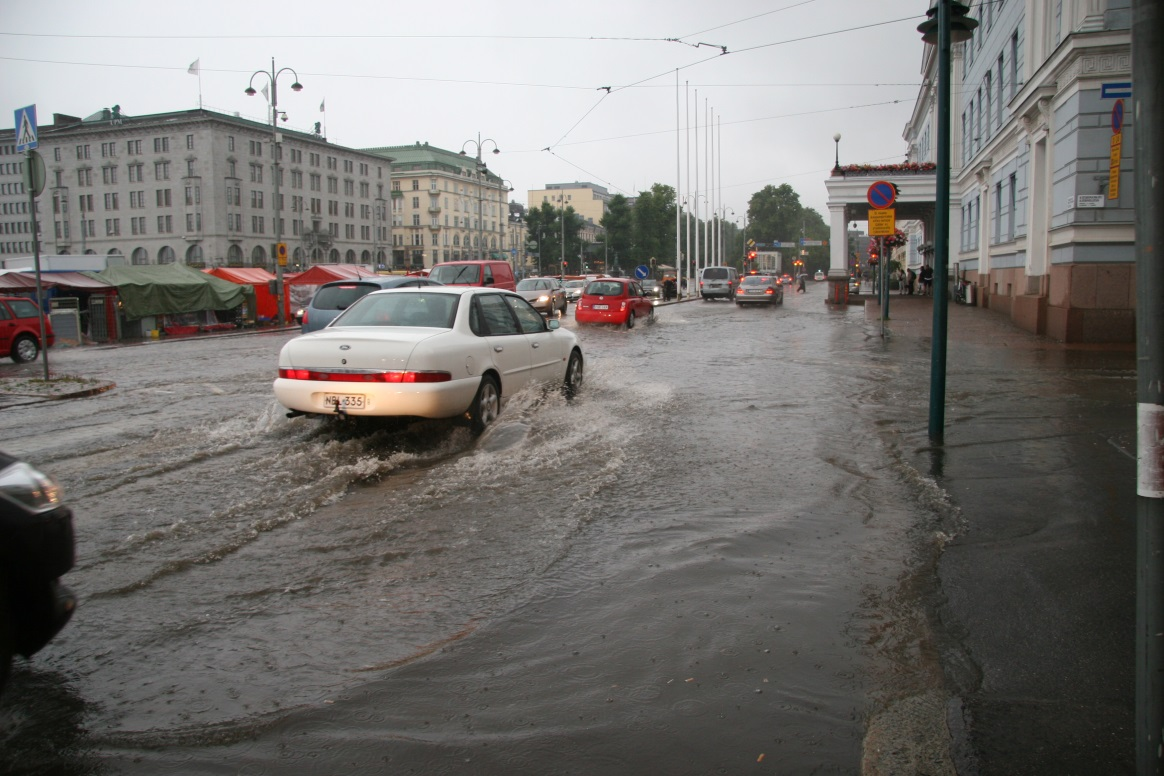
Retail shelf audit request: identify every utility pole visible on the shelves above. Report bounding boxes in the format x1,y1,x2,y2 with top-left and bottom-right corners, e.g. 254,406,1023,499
1133,0,1164,771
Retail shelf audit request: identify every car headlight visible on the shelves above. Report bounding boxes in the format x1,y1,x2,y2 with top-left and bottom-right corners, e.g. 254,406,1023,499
537,294,550,303
0,460,64,514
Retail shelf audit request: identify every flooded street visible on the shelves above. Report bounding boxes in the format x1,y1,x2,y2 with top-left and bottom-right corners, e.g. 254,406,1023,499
0,284,1135,774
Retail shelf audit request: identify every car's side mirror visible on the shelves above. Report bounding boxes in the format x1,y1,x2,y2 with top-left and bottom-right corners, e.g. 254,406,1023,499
547,319,560,330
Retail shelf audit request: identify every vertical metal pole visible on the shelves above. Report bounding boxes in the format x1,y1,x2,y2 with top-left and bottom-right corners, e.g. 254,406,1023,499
928,0,952,443
25,150,50,380
1134,0,1164,771
270,59,286,327
880,236,888,337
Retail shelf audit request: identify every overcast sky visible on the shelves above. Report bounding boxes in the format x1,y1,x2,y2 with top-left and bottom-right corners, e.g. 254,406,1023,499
1,0,927,231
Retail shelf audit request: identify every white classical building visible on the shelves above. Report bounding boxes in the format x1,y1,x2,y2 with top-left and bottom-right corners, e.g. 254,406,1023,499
826,0,1133,343
364,142,511,270
2,106,394,271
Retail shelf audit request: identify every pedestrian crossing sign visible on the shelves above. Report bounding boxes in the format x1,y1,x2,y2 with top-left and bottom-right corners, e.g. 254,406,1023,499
14,105,38,152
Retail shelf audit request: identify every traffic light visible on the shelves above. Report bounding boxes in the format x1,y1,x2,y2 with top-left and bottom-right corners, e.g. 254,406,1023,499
747,250,757,260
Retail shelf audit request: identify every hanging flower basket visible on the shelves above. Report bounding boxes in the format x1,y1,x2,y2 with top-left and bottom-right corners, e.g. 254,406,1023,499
869,229,907,257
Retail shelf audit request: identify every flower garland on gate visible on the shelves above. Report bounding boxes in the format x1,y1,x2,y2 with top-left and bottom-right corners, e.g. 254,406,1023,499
839,162,936,174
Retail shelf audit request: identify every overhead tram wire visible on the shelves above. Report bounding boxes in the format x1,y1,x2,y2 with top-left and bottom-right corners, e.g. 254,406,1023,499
674,0,821,39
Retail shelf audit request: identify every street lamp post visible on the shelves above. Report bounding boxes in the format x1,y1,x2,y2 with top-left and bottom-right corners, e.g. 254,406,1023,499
918,1,977,444
460,134,500,261
832,132,842,174
245,58,303,327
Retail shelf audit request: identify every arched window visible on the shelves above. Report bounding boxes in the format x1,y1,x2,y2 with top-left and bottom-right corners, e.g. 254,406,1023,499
329,249,340,262
186,244,204,264
131,247,149,265
107,248,122,259
311,248,323,263
227,244,243,264
84,248,97,255
158,246,175,264
345,249,356,264
361,250,371,263
293,247,305,262
251,245,267,266
376,250,387,265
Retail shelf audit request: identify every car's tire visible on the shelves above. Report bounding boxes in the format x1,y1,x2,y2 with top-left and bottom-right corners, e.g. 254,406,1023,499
468,375,500,436
625,311,635,330
11,334,38,364
647,306,655,322
564,350,583,398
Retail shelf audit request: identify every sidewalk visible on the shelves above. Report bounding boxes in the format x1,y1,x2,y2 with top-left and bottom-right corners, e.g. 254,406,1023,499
861,294,1137,772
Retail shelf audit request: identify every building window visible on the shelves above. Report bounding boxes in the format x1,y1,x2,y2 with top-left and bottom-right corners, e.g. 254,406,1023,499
252,215,265,234
250,140,263,156
129,163,144,182
187,159,196,177
1010,32,1019,99
251,190,264,208
105,218,120,236
104,192,119,210
228,136,235,152
156,189,172,207
130,191,145,209
1007,173,1017,241
157,214,173,233
127,139,141,155
185,186,200,206
76,144,90,160
101,142,117,158
102,166,118,185
77,169,92,187
250,163,263,183
155,161,171,180
153,137,170,153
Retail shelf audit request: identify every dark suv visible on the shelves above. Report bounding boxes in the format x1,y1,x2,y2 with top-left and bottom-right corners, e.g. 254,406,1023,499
0,296,54,363
300,276,442,333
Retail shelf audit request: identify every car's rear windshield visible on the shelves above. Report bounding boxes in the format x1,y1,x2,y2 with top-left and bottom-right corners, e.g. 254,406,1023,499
311,283,381,311
741,276,772,286
702,268,731,280
429,264,481,284
334,292,458,329
585,281,626,297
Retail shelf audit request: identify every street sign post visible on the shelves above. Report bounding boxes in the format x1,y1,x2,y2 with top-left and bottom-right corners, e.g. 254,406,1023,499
868,209,896,236
14,105,38,152
867,180,897,210
634,264,649,280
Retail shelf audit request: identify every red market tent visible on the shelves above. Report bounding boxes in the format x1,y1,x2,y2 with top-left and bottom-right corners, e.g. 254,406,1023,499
286,264,378,311
204,267,291,324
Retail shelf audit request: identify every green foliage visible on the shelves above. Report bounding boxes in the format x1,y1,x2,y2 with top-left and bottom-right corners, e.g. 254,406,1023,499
600,194,634,269
631,184,676,264
524,201,583,274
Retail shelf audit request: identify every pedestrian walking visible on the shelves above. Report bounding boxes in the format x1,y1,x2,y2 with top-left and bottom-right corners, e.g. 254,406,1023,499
907,268,917,295
920,265,933,296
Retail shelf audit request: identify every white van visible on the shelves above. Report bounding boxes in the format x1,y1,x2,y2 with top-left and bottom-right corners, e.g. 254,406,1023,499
700,266,739,301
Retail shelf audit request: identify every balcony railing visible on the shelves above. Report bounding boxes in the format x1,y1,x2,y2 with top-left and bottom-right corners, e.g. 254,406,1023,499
832,163,937,178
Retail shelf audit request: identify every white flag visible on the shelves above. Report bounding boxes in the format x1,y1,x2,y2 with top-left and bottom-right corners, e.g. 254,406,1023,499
319,99,326,113
188,58,200,76
261,84,269,103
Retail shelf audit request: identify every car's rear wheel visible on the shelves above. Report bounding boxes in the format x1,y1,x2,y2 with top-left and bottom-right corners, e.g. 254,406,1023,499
564,350,583,398
625,311,635,330
11,334,38,364
468,375,500,436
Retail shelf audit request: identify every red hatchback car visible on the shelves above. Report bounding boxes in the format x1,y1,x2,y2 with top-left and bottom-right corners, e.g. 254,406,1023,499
574,278,655,329
0,296,54,363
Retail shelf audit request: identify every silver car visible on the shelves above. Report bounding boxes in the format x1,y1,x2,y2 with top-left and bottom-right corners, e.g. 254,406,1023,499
563,279,586,303
300,276,442,333
515,277,568,315
735,274,784,306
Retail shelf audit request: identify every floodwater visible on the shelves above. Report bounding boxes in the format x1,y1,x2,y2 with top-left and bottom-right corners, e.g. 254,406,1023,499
1,283,1122,774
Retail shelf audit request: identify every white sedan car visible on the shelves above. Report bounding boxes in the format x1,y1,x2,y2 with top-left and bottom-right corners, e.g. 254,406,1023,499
273,287,583,434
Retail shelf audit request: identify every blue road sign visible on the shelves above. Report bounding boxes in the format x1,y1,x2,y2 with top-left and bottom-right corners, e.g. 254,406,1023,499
1101,82,1132,99
14,105,38,152
1112,99,1125,133
867,180,896,210
634,264,649,279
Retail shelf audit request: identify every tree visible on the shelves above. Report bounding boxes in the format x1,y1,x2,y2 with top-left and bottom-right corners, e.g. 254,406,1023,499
747,184,804,246
631,183,676,265
523,201,582,275
600,194,634,273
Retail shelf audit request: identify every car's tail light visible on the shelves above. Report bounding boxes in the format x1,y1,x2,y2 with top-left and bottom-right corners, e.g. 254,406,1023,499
765,287,774,295
278,368,451,383
301,309,309,325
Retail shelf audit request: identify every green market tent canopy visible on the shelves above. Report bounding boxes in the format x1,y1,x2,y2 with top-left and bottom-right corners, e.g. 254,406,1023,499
87,264,254,320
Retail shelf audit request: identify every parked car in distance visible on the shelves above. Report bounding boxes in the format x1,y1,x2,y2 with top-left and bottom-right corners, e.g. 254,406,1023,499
735,274,784,306
780,274,794,286
575,278,655,329
699,266,739,301
815,270,826,281
0,296,54,363
300,276,443,333
274,287,583,435
563,279,586,303
0,451,76,696
515,277,568,316
641,279,664,302
427,260,517,291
